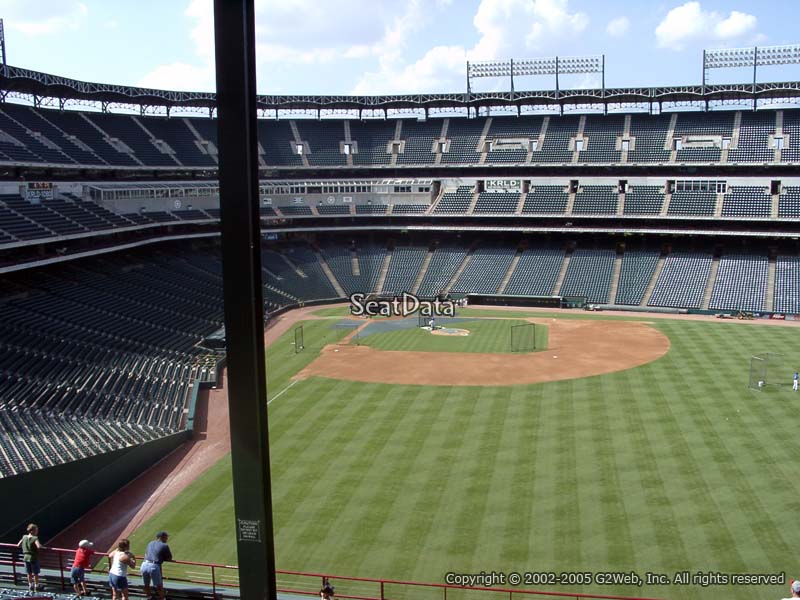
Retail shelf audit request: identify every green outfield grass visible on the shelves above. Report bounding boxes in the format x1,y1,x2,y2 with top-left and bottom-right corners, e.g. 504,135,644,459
356,319,547,353
129,315,800,600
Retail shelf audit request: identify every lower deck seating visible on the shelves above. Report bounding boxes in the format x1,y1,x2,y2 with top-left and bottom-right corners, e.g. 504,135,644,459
774,256,800,314
416,246,467,297
560,249,615,303
615,250,659,305
450,247,516,294
648,252,712,308
382,246,428,294
708,253,768,311
503,247,564,295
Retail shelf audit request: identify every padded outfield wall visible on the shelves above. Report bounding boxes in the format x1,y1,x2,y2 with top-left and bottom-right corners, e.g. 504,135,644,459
0,430,190,543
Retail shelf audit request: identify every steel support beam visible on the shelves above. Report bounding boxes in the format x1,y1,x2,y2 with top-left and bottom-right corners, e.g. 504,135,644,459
213,1,278,600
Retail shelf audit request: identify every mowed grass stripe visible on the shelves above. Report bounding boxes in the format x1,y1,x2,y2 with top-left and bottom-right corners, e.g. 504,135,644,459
399,386,486,576
616,363,692,575
275,382,418,563
500,386,543,564
466,386,515,567
350,386,458,578
586,373,637,572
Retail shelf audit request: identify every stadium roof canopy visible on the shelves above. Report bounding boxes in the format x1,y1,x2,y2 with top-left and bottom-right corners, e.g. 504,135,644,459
2,65,800,115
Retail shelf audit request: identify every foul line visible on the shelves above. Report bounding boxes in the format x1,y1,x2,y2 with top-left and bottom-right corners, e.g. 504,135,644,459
268,380,299,405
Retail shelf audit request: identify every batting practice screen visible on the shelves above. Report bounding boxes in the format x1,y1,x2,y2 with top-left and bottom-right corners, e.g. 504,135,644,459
294,325,304,354
749,352,795,391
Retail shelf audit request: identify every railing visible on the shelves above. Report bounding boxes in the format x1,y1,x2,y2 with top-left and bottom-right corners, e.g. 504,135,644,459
0,543,662,600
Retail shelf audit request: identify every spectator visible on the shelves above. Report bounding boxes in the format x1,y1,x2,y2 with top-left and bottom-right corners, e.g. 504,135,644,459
71,539,94,597
17,523,44,592
783,579,800,599
108,539,135,600
141,531,173,600
320,577,335,600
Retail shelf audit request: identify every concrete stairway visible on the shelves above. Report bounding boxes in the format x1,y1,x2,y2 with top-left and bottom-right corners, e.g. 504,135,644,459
445,252,473,293
607,253,623,304
316,251,346,297
552,251,572,295
765,256,777,312
374,250,393,294
701,256,721,310
411,249,434,294
640,255,666,306
497,251,522,294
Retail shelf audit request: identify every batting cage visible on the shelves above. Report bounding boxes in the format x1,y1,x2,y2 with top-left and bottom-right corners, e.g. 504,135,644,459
510,323,537,352
418,311,437,328
749,352,797,391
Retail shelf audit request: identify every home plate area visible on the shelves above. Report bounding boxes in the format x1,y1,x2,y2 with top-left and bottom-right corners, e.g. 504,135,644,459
428,326,470,336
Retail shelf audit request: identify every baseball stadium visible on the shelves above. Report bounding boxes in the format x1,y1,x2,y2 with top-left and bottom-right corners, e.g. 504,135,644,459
1,5,800,600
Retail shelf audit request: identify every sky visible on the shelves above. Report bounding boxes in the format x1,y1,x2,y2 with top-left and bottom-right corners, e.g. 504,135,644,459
1,0,798,96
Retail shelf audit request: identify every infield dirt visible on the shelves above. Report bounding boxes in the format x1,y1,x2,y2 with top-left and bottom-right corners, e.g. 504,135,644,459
297,317,670,386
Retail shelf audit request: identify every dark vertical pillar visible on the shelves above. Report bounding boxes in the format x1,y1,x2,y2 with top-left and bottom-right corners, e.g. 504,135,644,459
213,2,277,600
0,19,7,74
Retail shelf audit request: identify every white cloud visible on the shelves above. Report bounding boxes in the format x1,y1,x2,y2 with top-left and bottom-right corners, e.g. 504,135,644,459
655,2,758,50
139,0,424,92
714,11,757,40
471,0,589,58
139,0,593,95
354,0,590,94
352,45,467,95
606,16,630,37
137,62,215,92
3,0,88,35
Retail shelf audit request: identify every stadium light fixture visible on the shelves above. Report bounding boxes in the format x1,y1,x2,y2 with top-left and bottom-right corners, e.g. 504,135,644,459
702,43,800,108
466,54,604,96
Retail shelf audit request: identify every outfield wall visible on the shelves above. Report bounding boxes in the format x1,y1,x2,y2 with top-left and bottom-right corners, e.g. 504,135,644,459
0,431,189,543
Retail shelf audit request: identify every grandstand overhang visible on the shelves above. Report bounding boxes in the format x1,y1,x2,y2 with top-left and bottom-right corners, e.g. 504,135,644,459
3,65,800,115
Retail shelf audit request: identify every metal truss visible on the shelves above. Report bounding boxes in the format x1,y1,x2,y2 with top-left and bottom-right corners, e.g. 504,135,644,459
1,64,800,116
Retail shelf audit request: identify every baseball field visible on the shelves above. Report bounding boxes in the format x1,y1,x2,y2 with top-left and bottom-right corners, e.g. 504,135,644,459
126,307,800,600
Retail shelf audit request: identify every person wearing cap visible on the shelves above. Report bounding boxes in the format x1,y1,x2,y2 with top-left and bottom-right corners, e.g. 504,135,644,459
141,531,173,600
71,539,94,597
783,579,800,599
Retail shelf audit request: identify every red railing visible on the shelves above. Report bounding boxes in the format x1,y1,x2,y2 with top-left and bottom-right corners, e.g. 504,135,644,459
0,543,662,600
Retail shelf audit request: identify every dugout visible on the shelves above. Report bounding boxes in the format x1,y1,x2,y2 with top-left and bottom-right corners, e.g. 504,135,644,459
467,293,587,309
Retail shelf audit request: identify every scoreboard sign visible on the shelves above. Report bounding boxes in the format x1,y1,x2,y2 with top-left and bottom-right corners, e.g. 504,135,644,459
484,179,521,192
26,182,54,200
